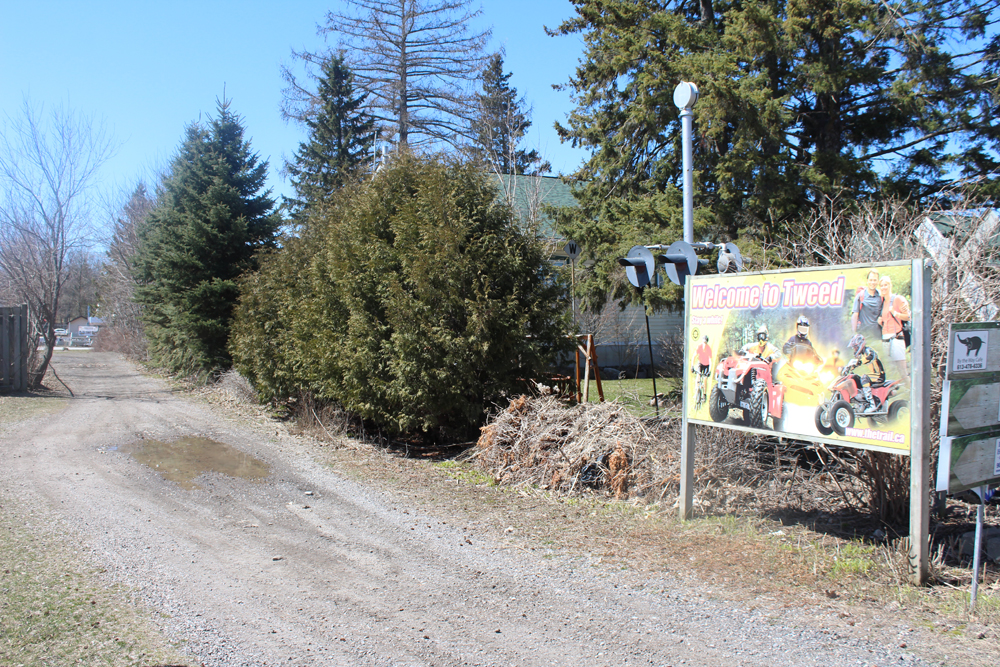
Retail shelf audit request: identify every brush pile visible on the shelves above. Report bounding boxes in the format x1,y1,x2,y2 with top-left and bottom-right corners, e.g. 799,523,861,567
475,394,870,512
476,395,662,498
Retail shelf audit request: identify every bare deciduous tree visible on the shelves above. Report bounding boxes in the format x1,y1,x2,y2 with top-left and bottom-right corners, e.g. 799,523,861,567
283,0,490,150
98,182,155,358
0,100,113,388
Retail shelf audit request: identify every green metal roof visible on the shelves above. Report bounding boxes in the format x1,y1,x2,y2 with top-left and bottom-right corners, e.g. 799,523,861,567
490,174,578,243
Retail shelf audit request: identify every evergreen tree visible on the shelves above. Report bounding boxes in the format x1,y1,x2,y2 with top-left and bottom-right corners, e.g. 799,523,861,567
548,0,1000,310
135,99,280,374
231,154,570,441
285,55,375,217
471,52,549,175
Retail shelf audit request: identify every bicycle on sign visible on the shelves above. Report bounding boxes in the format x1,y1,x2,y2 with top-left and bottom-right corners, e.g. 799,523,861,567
691,334,713,410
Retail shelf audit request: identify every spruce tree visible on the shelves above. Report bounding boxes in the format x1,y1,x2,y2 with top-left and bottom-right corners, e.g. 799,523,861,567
135,99,280,374
471,52,548,175
285,55,375,217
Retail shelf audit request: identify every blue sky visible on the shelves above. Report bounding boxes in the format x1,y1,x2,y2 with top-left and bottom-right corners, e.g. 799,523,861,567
0,0,591,205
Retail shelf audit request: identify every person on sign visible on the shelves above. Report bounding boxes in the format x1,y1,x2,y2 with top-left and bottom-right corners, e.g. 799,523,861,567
845,334,886,414
851,269,883,343
782,315,823,365
692,335,713,377
876,275,910,386
741,325,781,380
741,326,780,362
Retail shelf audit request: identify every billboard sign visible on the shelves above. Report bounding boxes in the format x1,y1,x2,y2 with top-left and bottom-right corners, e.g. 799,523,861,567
685,261,915,454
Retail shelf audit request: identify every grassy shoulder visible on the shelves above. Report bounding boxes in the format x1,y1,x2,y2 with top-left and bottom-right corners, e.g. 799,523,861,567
0,393,67,427
0,492,196,667
581,377,682,417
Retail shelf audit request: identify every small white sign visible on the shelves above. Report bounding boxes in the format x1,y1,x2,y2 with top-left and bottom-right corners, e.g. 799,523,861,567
564,241,581,261
995,438,1000,476
952,330,989,373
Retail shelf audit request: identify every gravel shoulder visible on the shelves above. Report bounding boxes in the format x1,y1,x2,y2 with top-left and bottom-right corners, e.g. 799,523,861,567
0,351,995,666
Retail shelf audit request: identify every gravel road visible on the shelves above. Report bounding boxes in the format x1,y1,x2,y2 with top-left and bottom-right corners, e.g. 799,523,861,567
2,352,941,666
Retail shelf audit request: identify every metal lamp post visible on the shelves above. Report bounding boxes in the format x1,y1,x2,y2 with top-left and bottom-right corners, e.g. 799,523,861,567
673,82,699,244
674,81,699,520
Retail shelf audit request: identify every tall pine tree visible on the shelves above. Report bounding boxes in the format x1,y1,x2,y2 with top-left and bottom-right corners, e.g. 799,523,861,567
471,52,548,175
135,99,280,374
548,0,1000,311
285,55,375,217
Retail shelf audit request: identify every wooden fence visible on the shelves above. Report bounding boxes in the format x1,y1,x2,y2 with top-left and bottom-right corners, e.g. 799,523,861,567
1,305,28,392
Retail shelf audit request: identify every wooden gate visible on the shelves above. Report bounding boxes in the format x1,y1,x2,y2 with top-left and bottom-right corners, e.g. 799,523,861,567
1,305,28,392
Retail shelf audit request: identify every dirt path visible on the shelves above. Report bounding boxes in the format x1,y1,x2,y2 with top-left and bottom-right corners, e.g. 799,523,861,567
2,352,945,666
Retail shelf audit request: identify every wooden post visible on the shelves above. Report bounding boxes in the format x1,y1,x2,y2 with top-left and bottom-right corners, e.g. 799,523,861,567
909,259,931,585
589,336,605,402
575,334,606,404
574,342,581,403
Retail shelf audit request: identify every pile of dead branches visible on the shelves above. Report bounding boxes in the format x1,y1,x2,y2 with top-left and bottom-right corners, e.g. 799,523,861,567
476,395,661,498
476,395,769,505
475,395,877,514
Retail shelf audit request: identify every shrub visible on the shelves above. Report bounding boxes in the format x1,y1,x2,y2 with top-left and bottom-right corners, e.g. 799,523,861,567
232,153,570,441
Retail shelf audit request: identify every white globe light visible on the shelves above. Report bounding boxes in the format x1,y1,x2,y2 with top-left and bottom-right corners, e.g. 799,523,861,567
673,82,699,109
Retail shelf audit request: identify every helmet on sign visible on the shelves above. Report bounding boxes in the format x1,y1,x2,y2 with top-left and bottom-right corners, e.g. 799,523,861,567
849,334,866,356
796,315,809,336
756,325,769,342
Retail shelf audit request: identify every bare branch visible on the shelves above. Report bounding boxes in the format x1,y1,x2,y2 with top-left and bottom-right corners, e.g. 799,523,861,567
0,99,114,387
283,0,490,150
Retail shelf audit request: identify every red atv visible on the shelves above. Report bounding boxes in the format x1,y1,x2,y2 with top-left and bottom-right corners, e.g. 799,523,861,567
814,369,907,436
709,352,786,430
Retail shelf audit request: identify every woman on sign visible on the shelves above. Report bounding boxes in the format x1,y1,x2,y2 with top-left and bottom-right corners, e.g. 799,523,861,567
876,275,910,387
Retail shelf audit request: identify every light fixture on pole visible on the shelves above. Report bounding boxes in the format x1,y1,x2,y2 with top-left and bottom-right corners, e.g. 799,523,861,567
673,82,699,244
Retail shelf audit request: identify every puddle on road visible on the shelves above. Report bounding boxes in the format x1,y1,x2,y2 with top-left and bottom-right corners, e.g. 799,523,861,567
122,437,270,490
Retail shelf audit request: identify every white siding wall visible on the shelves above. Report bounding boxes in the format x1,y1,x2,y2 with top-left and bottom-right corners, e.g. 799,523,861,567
575,303,684,372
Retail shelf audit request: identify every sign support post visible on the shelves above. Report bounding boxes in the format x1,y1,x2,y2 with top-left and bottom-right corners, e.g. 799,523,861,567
909,259,931,585
680,281,695,520
936,317,1000,598
970,487,986,611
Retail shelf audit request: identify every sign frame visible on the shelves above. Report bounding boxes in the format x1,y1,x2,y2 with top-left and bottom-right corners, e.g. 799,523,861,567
937,320,1000,495
679,258,931,584
683,260,917,454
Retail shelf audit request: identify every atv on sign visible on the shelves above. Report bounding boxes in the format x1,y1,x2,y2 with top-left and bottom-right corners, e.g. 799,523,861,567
814,368,907,436
709,351,786,430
